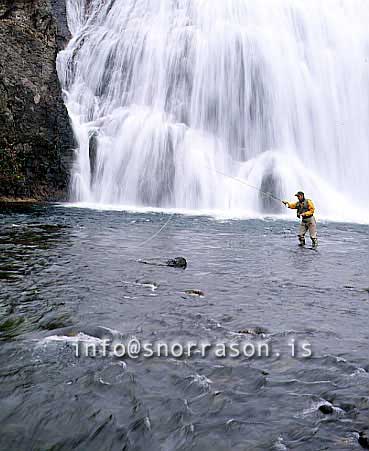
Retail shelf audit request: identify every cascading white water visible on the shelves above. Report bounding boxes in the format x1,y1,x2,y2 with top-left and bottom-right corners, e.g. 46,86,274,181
57,0,369,222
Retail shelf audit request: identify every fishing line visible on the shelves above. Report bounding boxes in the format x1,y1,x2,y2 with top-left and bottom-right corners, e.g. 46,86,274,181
136,165,283,246
136,212,176,247
203,165,283,203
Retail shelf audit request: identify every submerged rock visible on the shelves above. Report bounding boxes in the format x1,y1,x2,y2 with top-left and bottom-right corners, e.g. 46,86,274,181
0,315,25,339
53,325,121,342
39,312,72,330
135,280,159,291
138,256,187,269
238,327,268,336
0,316,24,332
184,289,204,297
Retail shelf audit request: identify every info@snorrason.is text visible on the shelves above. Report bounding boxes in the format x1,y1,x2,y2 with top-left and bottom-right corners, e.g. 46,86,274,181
73,338,313,359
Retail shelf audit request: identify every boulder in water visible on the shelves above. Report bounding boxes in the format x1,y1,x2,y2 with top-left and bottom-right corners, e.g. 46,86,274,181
138,256,187,269
359,431,369,449
319,404,334,415
166,257,187,269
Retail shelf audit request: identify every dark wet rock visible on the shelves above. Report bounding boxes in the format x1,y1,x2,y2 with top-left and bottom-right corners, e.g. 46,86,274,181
319,404,334,415
89,132,98,180
0,0,73,200
39,312,72,330
359,431,369,449
184,289,204,297
238,326,268,336
322,390,360,413
49,0,71,48
259,169,282,213
166,257,187,269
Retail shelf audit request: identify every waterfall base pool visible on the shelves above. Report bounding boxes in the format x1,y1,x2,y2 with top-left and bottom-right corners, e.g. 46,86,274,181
0,203,368,450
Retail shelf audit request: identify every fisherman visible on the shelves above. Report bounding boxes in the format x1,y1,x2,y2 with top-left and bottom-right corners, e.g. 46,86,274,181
282,191,318,248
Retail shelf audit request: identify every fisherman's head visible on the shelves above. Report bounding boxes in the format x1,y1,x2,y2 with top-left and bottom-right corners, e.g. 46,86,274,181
295,191,305,202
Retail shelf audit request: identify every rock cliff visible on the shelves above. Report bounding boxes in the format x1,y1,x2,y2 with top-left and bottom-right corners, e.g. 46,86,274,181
0,0,74,200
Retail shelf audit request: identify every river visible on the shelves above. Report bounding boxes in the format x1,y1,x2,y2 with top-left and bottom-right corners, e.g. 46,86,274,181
1,202,368,450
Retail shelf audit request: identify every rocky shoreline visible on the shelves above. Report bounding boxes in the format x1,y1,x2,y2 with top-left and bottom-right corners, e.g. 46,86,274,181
0,197,48,204
0,0,74,201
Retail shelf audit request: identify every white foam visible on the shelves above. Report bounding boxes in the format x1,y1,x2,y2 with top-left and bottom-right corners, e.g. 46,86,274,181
59,202,369,225
39,332,105,346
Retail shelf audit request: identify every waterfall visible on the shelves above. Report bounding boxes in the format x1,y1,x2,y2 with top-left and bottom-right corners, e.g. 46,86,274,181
57,0,369,222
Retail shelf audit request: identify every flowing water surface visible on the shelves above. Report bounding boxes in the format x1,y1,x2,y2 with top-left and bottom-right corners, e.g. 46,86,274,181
1,203,369,450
